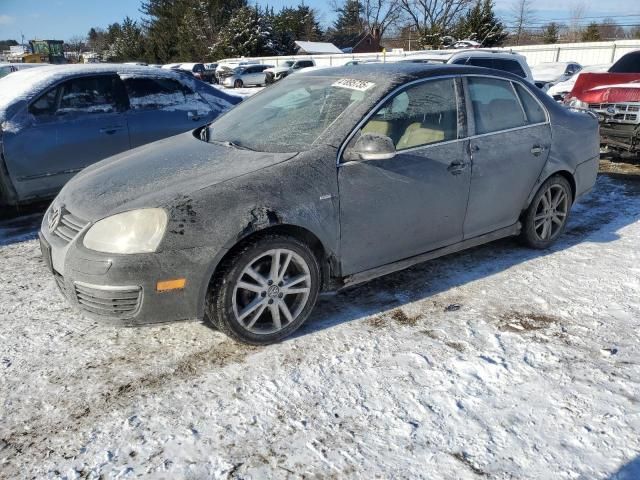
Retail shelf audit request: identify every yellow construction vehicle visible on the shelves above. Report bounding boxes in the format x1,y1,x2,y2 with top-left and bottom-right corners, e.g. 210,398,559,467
22,40,65,64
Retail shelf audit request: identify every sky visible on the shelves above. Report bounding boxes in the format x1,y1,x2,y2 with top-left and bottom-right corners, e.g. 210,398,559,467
0,0,638,42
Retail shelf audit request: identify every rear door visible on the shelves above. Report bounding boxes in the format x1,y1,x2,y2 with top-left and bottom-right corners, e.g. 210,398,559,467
463,76,551,238
123,75,214,148
3,74,130,200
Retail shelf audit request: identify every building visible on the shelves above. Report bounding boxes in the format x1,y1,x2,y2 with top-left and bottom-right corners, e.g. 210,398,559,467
294,41,343,55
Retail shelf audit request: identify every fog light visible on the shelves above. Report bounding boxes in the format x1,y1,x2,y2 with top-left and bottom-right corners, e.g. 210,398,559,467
156,278,186,292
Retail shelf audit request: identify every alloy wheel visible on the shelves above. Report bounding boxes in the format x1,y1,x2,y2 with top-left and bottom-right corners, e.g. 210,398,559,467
232,248,312,335
533,184,569,241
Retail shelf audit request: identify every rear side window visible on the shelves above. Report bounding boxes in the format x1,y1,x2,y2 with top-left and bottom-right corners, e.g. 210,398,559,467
361,79,458,150
456,58,527,78
493,59,526,78
468,77,526,134
123,77,192,110
57,76,122,114
514,83,546,124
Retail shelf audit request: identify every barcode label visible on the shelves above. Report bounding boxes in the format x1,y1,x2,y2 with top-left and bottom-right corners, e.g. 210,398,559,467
332,79,376,91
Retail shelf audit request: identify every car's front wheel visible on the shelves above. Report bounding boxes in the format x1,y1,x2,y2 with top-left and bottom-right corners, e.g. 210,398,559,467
206,234,321,345
521,175,573,249
234,79,243,88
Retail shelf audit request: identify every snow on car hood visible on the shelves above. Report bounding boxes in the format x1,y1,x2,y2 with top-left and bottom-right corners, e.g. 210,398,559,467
57,131,297,221
531,64,570,83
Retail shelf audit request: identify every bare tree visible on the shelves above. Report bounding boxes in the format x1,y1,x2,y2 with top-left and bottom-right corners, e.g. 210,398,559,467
597,17,624,41
399,0,474,47
510,0,536,46
65,35,86,62
567,1,588,43
361,0,404,41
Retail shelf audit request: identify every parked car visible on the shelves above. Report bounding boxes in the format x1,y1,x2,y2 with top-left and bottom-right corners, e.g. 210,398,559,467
176,63,207,80
221,64,274,88
264,59,316,84
201,63,218,84
215,61,253,83
0,64,242,206
397,49,534,83
546,64,611,101
565,50,640,155
40,64,599,345
0,62,43,79
531,62,582,90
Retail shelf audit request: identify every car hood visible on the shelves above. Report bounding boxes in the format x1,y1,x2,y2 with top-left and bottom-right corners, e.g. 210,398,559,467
57,131,298,221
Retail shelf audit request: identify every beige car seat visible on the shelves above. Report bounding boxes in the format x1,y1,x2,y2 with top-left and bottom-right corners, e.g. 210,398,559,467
397,123,445,150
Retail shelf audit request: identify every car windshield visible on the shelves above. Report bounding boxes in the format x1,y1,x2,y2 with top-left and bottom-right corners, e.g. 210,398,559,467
283,61,295,68
208,76,375,153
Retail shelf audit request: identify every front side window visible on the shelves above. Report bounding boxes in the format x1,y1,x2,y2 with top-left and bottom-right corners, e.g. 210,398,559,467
123,77,191,110
468,77,526,135
29,87,58,116
361,79,458,150
57,76,121,115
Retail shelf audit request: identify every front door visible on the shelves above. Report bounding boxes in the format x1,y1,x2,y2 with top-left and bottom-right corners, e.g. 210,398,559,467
3,74,130,200
338,78,471,275
123,76,214,148
463,76,551,238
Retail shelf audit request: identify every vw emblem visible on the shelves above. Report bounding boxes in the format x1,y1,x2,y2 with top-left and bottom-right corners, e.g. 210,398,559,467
606,106,616,115
48,206,62,232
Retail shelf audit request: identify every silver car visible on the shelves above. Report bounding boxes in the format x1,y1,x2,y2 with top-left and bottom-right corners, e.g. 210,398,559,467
0,64,241,206
221,64,273,88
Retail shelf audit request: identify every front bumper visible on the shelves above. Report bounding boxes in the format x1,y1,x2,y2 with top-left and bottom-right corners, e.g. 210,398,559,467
39,209,223,326
600,123,640,153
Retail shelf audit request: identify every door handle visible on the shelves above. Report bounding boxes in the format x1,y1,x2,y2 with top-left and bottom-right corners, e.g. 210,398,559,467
531,145,544,156
447,160,467,175
99,126,124,135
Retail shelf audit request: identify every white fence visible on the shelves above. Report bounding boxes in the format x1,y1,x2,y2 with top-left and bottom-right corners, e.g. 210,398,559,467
218,39,640,68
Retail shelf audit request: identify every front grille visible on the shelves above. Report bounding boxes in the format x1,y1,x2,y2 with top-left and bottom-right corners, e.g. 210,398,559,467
589,103,640,125
50,208,88,243
74,282,142,319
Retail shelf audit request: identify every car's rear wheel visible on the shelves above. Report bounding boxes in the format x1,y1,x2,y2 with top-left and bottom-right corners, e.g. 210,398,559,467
206,235,320,345
234,79,243,88
521,175,572,249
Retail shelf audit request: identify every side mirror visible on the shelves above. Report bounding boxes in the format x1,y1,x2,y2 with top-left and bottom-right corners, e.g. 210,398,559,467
345,133,397,161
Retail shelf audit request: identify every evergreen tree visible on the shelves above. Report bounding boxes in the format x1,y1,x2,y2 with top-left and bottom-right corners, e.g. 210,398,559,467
112,17,146,61
542,22,559,44
454,0,507,47
212,6,275,58
327,0,364,48
581,22,601,42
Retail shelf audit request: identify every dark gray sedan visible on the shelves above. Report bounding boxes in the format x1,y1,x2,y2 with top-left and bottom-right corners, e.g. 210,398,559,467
0,64,241,206
39,64,599,344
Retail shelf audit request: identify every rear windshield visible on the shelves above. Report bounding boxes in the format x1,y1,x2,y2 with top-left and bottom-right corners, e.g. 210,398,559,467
609,52,640,73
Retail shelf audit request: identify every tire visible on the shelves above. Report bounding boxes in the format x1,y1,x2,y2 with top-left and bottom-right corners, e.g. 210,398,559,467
520,175,573,249
206,234,321,345
234,79,243,89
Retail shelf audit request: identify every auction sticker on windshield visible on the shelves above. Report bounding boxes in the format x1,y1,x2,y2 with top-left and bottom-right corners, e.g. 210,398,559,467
332,79,376,91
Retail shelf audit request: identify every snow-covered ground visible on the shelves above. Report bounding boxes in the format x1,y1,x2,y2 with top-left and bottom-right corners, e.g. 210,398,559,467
1,176,639,479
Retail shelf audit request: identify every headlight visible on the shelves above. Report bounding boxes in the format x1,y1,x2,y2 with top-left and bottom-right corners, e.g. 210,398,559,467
567,97,589,109
83,209,167,254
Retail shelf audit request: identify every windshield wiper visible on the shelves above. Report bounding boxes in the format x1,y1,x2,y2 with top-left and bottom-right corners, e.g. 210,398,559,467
210,139,256,151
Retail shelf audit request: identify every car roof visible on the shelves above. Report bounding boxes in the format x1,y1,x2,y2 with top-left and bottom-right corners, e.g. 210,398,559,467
401,49,526,62
296,62,530,84
0,64,197,116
